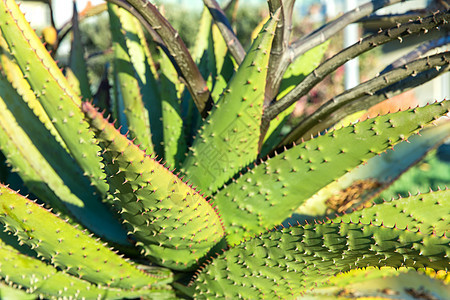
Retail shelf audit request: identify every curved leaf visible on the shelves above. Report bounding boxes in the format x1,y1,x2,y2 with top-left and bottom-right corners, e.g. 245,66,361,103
0,239,173,299
194,190,449,298
214,100,450,245
0,185,172,289
182,12,279,193
0,0,108,196
304,267,450,299
0,74,128,244
108,4,153,152
83,102,224,271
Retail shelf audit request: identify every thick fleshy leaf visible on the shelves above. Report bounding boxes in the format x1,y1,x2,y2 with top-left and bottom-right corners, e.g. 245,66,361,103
0,238,174,299
182,12,279,193
108,4,153,152
209,24,236,102
0,35,67,152
66,1,92,101
83,102,224,271
303,267,449,299
214,101,450,245
122,7,162,156
261,42,330,155
333,188,450,236
0,282,36,300
0,0,108,196
194,190,449,298
291,120,450,217
158,52,187,168
0,74,128,244
0,185,172,289
277,41,330,100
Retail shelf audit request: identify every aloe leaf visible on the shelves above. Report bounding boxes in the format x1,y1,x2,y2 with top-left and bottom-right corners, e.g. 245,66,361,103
204,0,246,64
265,0,295,102
277,41,330,100
158,53,187,168
92,65,112,114
108,4,153,152
0,73,130,244
182,7,214,138
194,18,236,108
0,240,174,299
131,18,159,82
192,6,213,64
0,35,67,153
377,150,450,203
214,100,450,245
83,102,225,271
122,7,163,156
195,225,448,298
66,1,92,101
0,153,7,187
334,188,450,236
293,120,450,217
194,190,449,298
300,66,449,141
259,113,290,156
111,60,124,127
122,0,213,117
250,14,270,42
194,15,216,90
0,76,80,214
0,0,108,196
209,24,236,102
260,41,330,155
182,13,279,193
223,0,239,27
304,267,450,299
0,184,172,289
373,119,450,201
0,282,36,300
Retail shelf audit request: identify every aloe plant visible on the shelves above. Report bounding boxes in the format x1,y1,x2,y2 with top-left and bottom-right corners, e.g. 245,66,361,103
0,0,449,298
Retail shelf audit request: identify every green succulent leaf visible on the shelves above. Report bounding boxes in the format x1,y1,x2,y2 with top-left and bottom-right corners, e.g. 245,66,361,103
108,4,153,152
0,36,67,152
0,184,172,289
122,6,163,157
0,0,447,298
261,41,330,155
0,282,36,300
295,120,450,216
123,0,212,117
0,0,108,196
215,100,450,245
182,12,279,193
66,1,92,101
158,52,187,168
277,41,330,100
185,7,214,137
375,129,450,202
83,102,225,271
0,239,174,299
304,267,450,299
194,190,449,298
0,73,128,245
192,6,213,65
334,188,450,236
0,74,74,215
209,24,237,102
